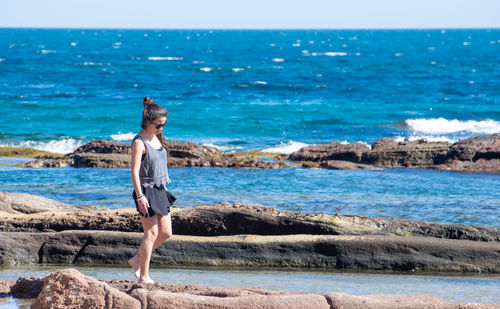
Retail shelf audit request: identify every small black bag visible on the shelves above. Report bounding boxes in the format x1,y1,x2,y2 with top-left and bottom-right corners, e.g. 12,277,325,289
166,190,176,204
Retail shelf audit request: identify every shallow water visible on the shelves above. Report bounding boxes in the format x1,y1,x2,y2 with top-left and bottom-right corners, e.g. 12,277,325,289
1,164,499,229
0,265,498,306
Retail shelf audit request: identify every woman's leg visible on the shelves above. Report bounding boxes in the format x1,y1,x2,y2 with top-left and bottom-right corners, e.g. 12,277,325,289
138,214,158,283
129,213,172,279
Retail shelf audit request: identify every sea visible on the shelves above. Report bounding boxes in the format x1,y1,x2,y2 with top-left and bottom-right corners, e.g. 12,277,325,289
0,28,499,305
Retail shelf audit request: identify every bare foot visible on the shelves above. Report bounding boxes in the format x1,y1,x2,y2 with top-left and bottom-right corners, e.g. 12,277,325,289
138,277,155,284
127,255,140,279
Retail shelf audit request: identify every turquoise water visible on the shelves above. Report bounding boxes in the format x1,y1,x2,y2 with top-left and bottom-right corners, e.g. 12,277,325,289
0,266,498,305
1,29,499,306
1,29,499,153
1,164,499,228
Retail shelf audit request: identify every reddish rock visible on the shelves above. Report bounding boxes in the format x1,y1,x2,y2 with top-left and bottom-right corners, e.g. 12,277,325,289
289,142,369,163
439,159,500,173
31,268,140,309
10,276,43,298
0,278,15,297
324,293,493,309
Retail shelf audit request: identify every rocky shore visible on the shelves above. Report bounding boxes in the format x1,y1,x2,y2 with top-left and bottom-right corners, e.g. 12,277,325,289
2,269,497,309
1,133,499,172
1,192,499,273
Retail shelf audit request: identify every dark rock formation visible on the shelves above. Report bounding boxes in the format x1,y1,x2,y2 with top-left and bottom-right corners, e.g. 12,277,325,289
288,142,369,163
0,191,83,214
1,195,498,242
10,276,44,298
288,134,500,172
62,139,287,169
1,231,499,272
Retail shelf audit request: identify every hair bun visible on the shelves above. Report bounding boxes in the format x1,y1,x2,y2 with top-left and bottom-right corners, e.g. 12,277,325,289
143,96,154,108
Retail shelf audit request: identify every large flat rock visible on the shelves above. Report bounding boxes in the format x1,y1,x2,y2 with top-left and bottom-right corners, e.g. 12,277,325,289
1,231,498,273
1,199,498,242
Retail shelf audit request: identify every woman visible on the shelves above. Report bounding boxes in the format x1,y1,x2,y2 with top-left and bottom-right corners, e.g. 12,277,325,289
128,96,175,283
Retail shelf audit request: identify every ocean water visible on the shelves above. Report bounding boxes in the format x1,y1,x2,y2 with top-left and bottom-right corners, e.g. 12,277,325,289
0,29,499,305
0,29,499,153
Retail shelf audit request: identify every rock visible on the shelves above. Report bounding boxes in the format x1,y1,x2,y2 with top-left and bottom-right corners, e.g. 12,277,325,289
14,270,497,309
324,293,493,309
1,231,499,272
0,278,15,298
439,159,500,173
71,152,131,168
24,158,69,168
319,160,374,170
31,268,140,309
288,142,369,163
0,191,81,214
71,139,132,155
1,200,498,242
447,134,500,161
362,138,451,167
130,288,329,309
10,276,43,298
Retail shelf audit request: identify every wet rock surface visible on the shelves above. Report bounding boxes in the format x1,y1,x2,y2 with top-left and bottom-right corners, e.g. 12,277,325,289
4,269,497,308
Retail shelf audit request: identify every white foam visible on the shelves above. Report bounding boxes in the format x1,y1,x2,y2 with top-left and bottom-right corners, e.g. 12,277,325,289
0,58,5,62
232,68,245,72
463,42,471,46
395,53,403,57
200,67,213,72
404,118,500,135
292,43,301,47
201,143,244,152
41,50,56,54
110,132,136,141
324,52,347,57
261,141,310,154
0,139,84,154
148,57,183,61
70,42,77,46
272,58,284,62
253,81,268,85
394,135,456,144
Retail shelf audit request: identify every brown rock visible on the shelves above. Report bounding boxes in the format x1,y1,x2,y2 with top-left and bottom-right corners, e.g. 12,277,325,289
439,159,500,173
31,268,140,309
447,134,500,161
130,288,329,309
10,276,43,298
289,142,369,163
0,278,15,297
363,138,451,167
324,293,496,309
0,191,80,214
24,159,69,168
320,160,375,170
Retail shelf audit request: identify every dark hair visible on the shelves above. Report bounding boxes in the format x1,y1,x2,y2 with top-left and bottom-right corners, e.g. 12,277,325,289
141,96,168,148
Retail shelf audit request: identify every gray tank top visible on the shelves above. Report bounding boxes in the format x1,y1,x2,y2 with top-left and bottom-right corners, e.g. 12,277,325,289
132,134,172,188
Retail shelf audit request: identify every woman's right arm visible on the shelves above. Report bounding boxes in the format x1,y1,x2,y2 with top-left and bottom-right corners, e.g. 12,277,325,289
131,139,149,214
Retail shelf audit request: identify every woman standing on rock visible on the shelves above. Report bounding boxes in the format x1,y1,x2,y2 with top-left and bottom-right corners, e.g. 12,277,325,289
128,96,176,283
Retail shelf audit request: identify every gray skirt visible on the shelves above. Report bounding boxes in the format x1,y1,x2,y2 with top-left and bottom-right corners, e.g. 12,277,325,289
132,184,175,218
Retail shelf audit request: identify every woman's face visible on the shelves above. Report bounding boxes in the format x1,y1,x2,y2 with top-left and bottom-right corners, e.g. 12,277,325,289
148,116,167,134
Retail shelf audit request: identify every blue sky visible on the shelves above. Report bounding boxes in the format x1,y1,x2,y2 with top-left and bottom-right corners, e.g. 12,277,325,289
1,0,499,29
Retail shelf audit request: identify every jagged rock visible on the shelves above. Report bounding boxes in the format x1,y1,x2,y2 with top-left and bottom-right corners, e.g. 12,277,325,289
288,142,369,162
362,138,451,167
447,134,500,161
31,269,140,309
439,159,500,173
10,276,43,298
0,278,14,298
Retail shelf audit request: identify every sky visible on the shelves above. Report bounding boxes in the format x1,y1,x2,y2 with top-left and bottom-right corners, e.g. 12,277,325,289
1,0,500,29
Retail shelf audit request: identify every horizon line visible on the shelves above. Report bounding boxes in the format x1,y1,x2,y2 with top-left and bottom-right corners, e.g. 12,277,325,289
1,26,499,31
